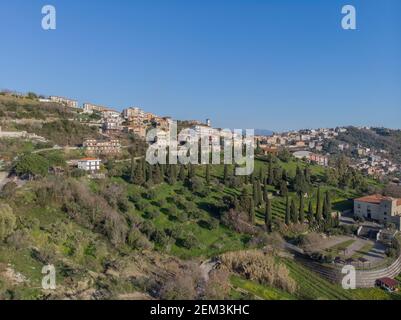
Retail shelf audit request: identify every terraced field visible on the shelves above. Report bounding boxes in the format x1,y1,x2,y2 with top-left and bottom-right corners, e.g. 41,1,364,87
284,259,353,300
283,258,401,300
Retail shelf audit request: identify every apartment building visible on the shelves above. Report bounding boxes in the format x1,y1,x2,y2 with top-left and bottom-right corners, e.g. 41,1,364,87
354,194,401,230
77,158,101,172
83,103,110,114
83,139,122,154
123,107,145,121
49,96,78,109
293,151,329,167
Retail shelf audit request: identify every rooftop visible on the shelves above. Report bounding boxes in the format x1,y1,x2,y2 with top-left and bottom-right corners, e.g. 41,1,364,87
354,194,401,205
377,277,398,288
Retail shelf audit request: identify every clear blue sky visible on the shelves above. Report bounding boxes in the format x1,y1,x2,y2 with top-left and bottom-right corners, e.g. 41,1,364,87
0,0,400,131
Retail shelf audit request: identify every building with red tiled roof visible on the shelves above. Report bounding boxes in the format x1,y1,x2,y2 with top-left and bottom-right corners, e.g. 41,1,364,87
354,194,401,230
376,277,399,292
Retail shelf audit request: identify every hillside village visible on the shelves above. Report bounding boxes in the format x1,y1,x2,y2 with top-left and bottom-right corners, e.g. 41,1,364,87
1,89,401,300
2,90,400,182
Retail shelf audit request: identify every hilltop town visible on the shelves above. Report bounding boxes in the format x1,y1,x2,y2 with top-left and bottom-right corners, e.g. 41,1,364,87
1,90,400,184
1,89,401,301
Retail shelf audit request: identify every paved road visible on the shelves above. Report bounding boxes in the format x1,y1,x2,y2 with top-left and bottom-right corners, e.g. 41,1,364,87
32,146,79,154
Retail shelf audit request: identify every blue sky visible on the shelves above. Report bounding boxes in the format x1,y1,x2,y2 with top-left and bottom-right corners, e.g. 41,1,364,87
0,0,400,131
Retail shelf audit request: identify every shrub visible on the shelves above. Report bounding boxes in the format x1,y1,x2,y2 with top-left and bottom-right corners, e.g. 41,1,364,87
136,200,149,212
175,211,188,223
129,191,142,203
156,198,167,207
15,153,49,178
139,220,156,238
165,227,183,239
127,229,153,250
143,189,157,200
145,209,160,220
199,218,219,230
0,204,16,241
6,228,31,249
159,274,197,300
179,233,200,249
70,168,86,178
0,181,17,199
151,230,171,248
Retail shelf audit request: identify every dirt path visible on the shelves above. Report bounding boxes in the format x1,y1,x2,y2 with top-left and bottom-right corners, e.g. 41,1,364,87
199,260,218,282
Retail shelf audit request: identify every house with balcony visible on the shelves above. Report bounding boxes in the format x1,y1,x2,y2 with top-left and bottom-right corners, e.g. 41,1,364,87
77,158,101,172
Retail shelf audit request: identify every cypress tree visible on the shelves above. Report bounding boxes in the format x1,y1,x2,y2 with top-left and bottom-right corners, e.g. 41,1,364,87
304,167,311,184
323,191,332,222
130,156,135,183
178,165,186,181
188,163,195,179
142,159,146,180
282,169,288,182
299,195,305,224
153,164,162,184
268,158,274,185
280,180,288,197
168,165,177,185
206,165,211,185
307,199,314,224
146,163,153,184
249,198,255,224
265,196,272,232
253,181,262,207
133,160,145,185
223,164,229,183
160,164,165,180
263,185,268,203
285,196,290,225
316,187,322,221
291,198,298,224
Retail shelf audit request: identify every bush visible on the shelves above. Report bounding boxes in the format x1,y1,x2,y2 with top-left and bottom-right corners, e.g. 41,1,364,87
139,220,156,238
0,181,17,199
199,218,219,230
129,191,142,203
136,200,149,212
6,228,31,249
165,227,183,239
15,153,49,178
178,233,200,249
127,229,153,250
70,168,86,178
145,209,160,220
204,269,231,300
143,189,157,200
159,273,197,300
175,211,188,223
151,230,171,248
0,204,16,241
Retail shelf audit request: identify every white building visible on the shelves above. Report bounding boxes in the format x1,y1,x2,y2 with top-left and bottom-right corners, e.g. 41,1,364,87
354,194,401,229
77,158,101,172
82,103,111,114
49,96,78,109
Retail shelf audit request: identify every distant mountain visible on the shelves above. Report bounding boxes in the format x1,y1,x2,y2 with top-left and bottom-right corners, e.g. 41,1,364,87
254,129,274,136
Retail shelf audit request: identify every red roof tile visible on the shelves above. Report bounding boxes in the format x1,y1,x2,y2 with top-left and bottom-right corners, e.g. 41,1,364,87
355,194,400,205
377,277,398,288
